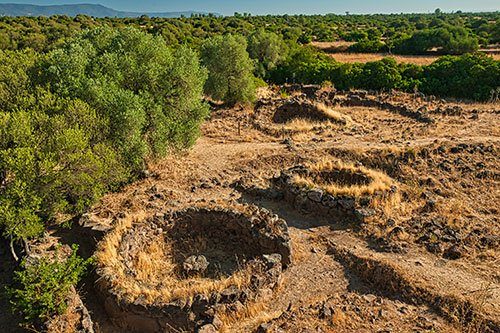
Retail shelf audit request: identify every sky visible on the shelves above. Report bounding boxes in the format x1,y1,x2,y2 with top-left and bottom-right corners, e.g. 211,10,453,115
1,0,499,15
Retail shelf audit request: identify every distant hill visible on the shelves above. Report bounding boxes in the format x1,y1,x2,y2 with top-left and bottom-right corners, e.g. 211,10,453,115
0,3,218,18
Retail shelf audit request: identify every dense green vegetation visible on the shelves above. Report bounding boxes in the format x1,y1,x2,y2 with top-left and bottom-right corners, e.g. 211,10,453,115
0,11,498,53
201,34,256,105
7,245,92,324
0,27,208,243
268,46,500,100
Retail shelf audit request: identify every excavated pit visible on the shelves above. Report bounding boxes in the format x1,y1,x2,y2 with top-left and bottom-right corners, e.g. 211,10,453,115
274,161,395,222
95,204,292,333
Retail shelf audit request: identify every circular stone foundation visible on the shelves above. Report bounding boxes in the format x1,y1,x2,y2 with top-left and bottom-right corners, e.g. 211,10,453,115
274,160,396,222
272,99,347,125
95,203,291,333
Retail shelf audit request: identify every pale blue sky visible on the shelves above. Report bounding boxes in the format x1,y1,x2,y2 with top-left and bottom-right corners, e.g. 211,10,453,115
1,0,499,15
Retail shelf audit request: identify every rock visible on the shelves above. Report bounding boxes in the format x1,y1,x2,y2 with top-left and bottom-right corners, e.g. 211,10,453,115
211,315,223,330
263,253,282,269
318,303,332,319
426,242,443,254
307,188,323,202
354,208,376,222
338,198,355,210
183,255,209,276
321,194,338,208
197,324,217,333
257,323,272,333
443,244,465,260
220,285,241,303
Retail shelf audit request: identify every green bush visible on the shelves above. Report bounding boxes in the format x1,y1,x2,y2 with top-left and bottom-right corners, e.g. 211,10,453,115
348,39,387,53
394,26,479,55
8,245,92,324
36,27,208,168
269,46,499,101
422,53,500,100
201,34,256,105
0,27,208,242
247,29,287,78
354,58,402,90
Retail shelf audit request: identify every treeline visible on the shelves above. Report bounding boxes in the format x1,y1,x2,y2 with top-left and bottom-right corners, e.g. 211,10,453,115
269,46,500,101
0,11,499,54
348,25,481,55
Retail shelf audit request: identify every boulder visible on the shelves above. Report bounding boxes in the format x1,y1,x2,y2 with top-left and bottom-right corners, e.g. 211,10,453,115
183,255,209,276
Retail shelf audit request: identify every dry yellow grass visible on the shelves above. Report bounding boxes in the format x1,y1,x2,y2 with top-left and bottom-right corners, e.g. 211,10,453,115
327,52,440,65
219,300,280,332
95,211,255,305
293,159,393,197
311,41,355,52
313,102,353,125
326,52,500,65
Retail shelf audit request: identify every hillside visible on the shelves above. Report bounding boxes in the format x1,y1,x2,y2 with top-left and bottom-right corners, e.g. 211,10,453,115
0,3,215,18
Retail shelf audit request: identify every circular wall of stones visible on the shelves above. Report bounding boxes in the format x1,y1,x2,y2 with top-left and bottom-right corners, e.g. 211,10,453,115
274,160,396,223
252,97,345,137
95,203,292,333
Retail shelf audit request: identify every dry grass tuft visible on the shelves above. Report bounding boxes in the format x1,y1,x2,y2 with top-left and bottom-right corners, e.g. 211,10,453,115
293,159,393,197
219,300,280,332
312,102,353,125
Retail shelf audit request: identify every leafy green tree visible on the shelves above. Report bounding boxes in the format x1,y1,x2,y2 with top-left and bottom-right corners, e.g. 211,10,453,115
201,34,256,105
355,58,402,90
348,38,386,53
395,26,479,55
422,53,500,100
247,29,287,78
0,27,208,245
36,27,208,169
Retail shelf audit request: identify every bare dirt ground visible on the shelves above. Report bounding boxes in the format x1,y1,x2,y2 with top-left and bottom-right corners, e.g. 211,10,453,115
72,86,500,333
3,87,496,332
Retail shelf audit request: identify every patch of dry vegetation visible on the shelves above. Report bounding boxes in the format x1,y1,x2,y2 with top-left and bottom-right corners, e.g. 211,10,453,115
293,159,393,197
95,211,255,305
312,102,353,125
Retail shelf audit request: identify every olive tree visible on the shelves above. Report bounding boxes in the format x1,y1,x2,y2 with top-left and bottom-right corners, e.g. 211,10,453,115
201,34,256,105
247,29,287,78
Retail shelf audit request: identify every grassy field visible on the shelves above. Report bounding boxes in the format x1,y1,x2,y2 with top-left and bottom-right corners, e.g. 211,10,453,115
311,41,500,65
326,52,500,65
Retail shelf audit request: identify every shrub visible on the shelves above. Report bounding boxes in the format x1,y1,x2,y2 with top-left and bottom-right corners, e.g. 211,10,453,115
247,29,287,78
421,53,500,100
201,34,256,105
395,26,479,55
354,58,402,90
8,245,92,324
348,39,387,53
36,27,208,168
